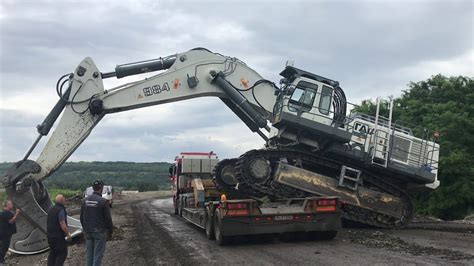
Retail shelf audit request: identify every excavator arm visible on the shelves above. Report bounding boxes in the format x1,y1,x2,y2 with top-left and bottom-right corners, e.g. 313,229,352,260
1,48,278,254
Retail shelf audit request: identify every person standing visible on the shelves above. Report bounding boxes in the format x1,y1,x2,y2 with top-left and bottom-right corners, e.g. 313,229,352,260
0,200,20,265
47,194,72,266
80,180,113,266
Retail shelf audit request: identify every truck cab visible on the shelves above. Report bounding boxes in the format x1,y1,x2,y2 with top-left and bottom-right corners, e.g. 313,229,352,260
169,152,219,214
84,185,113,207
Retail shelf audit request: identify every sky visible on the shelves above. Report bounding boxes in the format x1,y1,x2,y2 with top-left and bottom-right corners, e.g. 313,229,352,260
0,0,472,163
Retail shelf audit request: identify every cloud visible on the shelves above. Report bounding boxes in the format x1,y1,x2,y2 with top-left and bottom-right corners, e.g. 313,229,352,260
0,0,472,163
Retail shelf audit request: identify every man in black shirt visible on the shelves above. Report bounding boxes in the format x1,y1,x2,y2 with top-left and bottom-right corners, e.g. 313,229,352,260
0,200,20,264
47,194,72,266
80,180,113,266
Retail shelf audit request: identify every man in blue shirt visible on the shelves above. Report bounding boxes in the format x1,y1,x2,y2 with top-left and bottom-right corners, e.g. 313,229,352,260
47,194,72,266
0,200,20,265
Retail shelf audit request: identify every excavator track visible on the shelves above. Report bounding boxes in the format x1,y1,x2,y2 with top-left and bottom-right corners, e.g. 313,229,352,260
213,159,239,191
216,148,413,228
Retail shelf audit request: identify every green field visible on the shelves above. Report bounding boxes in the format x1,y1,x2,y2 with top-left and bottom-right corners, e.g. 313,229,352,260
48,188,82,200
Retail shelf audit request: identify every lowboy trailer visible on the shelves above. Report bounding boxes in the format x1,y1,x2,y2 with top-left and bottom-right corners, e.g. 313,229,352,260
169,152,342,245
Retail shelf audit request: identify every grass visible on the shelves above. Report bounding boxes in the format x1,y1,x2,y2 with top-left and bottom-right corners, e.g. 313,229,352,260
48,188,82,200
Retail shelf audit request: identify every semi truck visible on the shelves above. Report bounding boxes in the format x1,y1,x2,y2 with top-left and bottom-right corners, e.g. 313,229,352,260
169,152,342,245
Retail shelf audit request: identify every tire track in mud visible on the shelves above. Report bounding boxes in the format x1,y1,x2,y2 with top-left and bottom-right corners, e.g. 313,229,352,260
132,201,209,265
131,202,200,265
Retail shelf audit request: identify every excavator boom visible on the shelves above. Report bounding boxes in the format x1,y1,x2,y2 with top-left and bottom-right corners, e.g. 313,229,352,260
2,48,278,253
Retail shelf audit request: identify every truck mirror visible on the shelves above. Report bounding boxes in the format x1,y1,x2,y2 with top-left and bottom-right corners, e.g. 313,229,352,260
169,165,175,177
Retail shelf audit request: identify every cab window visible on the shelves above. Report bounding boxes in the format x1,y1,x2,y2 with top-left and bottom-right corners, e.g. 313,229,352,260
289,81,318,112
319,85,333,115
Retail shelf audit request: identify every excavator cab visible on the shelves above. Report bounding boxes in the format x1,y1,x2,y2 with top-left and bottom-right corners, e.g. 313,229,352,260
271,66,353,149
287,80,329,120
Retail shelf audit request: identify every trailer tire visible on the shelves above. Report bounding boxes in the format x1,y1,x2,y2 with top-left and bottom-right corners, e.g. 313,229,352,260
205,207,215,240
214,209,231,245
178,197,184,217
174,200,179,215
174,197,179,215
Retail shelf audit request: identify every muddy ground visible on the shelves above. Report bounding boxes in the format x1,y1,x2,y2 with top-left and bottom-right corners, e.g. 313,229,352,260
4,192,474,265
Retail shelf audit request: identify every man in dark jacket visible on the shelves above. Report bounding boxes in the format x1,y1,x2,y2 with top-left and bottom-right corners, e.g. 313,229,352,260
47,194,72,266
80,180,113,266
0,200,20,264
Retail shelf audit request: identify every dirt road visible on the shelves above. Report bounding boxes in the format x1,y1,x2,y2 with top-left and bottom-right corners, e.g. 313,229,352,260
6,193,474,265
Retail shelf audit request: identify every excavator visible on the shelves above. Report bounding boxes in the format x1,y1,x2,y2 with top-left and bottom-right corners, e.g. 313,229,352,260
1,48,440,254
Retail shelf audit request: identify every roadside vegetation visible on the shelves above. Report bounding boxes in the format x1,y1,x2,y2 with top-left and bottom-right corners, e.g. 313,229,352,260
355,75,473,220
0,190,5,204
48,188,82,200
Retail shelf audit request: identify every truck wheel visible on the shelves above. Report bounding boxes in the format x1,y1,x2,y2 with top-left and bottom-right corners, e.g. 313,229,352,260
213,209,231,245
205,207,215,240
309,231,338,241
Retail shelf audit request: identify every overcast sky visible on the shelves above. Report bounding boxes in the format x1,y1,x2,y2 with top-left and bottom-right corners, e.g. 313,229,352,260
0,0,472,163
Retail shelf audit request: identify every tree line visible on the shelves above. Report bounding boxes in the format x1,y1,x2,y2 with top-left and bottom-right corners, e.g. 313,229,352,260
354,75,473,220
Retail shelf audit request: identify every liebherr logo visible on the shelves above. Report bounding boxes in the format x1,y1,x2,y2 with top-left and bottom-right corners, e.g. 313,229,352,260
143,82,171,97
354,122,375,135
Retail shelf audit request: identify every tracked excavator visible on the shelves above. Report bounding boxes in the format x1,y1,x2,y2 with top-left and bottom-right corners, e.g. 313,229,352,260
1,48,439,254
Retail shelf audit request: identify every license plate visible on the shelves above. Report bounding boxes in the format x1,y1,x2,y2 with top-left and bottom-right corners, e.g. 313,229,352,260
274,215,293,221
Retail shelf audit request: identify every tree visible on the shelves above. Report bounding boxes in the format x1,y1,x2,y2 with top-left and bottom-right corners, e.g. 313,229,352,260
354,75,474,220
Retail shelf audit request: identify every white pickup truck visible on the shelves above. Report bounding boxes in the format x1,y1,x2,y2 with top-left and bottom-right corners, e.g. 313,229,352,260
84,185,113,207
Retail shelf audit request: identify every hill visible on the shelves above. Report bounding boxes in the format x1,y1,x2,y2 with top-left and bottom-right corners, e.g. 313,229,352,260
0,161,172,192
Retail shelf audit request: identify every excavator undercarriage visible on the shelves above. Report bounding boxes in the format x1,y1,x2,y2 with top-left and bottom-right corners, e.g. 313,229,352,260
214,148,413,228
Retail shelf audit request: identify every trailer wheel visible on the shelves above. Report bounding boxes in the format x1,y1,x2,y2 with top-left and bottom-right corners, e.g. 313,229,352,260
309,231,338,241
178,197,184,217
205,207,215,240
174,197,179,215
214,209,231,245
